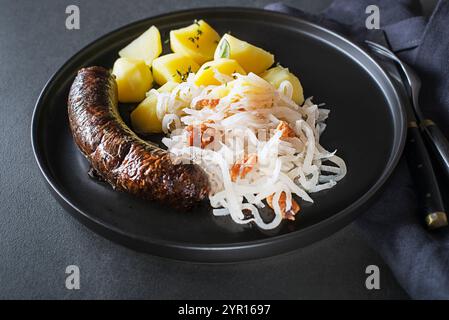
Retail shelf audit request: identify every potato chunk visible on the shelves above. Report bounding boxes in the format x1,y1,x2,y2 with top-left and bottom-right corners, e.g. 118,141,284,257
170,20,220,64
130,90,161,133
112,58,153,103
152,53,200,85
261,66,304,105
118,26,162,66
194,58,246,86
214,34,274,74
157,81,178,94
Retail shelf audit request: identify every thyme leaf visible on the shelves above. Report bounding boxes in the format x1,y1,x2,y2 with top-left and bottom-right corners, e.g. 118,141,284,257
217,39,230,59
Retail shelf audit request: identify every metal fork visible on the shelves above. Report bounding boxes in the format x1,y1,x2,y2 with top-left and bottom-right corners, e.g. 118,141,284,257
366,40,449,182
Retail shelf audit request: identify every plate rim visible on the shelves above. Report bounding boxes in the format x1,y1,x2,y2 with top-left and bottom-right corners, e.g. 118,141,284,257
31,6,407,261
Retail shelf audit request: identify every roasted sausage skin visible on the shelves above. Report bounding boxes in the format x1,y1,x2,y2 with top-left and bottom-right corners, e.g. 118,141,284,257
68,66,210,209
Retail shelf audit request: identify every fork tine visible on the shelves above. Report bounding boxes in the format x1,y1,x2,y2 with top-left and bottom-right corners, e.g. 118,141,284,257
365,40,416,82
365,40,391,52
365,41,398,61
365,41,394,57
365,40,422,118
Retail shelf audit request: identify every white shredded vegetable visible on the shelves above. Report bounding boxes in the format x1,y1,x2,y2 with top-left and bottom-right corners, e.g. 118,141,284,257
156,71,347,230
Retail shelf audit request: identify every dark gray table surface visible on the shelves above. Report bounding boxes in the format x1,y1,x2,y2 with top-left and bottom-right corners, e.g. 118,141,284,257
1,0,427,299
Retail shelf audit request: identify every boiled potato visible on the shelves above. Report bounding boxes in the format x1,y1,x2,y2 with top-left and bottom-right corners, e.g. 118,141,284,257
208,85,231,99
131,82,179,134
130,90,161,133
157,81,178,93
119,26,162,66
262,66,304,105
194,58,246,86
152,53,200,85
214,34,274,74
170,20,220,64
112,58,153,103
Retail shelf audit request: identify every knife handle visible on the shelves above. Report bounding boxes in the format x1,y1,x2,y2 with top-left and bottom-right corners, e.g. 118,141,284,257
406,122,448,229
421,119,449,182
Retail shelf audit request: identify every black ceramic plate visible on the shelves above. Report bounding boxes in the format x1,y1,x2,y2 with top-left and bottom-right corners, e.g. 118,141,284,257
31,7,406,262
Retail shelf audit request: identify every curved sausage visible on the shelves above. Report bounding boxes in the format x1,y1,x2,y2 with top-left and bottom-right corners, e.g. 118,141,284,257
68,66,210,209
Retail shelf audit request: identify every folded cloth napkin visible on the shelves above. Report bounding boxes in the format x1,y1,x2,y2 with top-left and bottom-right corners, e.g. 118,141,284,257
265,0,449,299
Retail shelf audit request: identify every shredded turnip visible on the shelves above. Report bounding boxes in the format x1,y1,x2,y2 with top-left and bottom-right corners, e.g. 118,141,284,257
155,71,346,229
